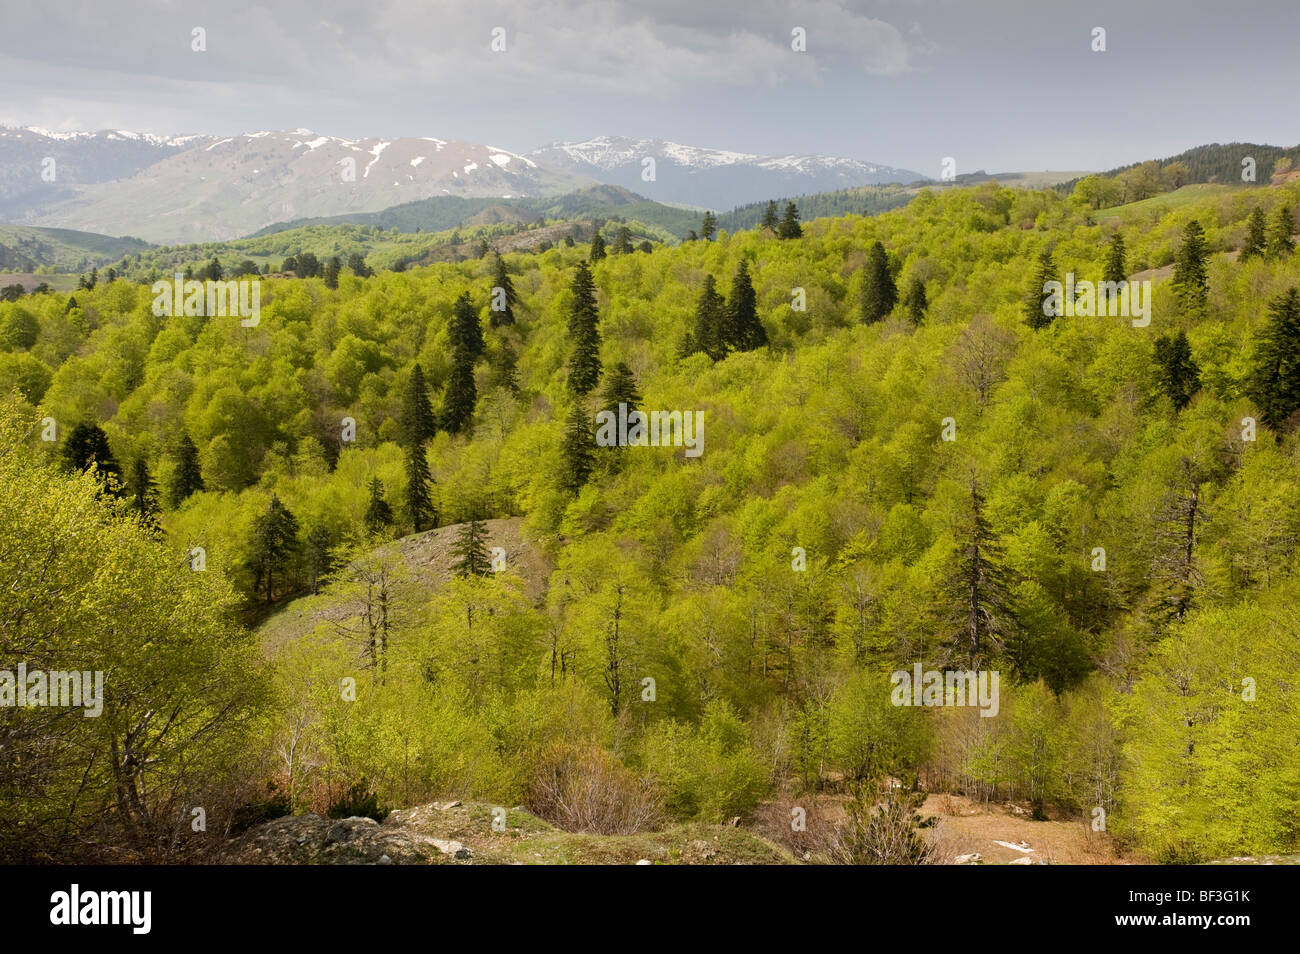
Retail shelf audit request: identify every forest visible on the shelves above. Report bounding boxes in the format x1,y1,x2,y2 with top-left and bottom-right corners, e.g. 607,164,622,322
2,171,1299,864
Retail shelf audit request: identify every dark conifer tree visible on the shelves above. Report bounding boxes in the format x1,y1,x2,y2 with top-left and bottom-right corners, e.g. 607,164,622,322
441,346,478,434
566,261,602,396
778,202,802,239
760,200,779,232
167,433,204,507
947,479,1018,669
561,402,595,495
1104,232,1127,284
1240,207,1268,260
363,476,394,535
401,364,438,446
304,524,334,595
347,252,371,277
61,422,120,491
492,339,520,394
589,232,607,261
1172,220,1209,315
250,494,300,604
1249,286,1300,428
861,241,897,323
323,256,341,289
600,361,642,415
904,277,928,327
1153,332,1201,411
1267,204,1296,258
612,226,633,255
1025,248,1056,330
692,274,728,360
490,253,516,327
126,457,159,525
403,441,435,533
449,291,484,360
727,260,767,352
700,211,717,241
451,514,492,577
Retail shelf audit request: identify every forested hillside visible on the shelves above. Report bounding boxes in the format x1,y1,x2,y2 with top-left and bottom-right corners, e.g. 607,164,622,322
2,176,1299,864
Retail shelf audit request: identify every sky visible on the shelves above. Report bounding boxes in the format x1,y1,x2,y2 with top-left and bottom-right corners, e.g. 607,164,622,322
1,0,1297,174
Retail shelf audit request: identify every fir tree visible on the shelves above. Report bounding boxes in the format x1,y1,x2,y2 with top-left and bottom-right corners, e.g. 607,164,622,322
492,339,520,394
1153,332,1201,411
490,253,516,327
1240,207,1268,260
778,202,803,239
250,494,300,604
1267,204,1295,258
1104,232,1127,284
451,515,492,577
403,440,435,533
700,211,717,241
1172,220,1209,315
947,478,1018,669
590,232,607,261
1148,458,1204,627
126,457,159,525
323,256,341,289
727,260,767,352
1249,286,1300,428
561,402,595,495
760,200,779,232
566,261,602,396
1025,248,1056,330
400,364,438,446
600,361,642,415
904,277,928,326
861,241,897,323
612,225,633,255
304,524,334,595
167,433,204,507
347,252,371,277
450,291,484,359
61,422,120,491
692,274,728,360
363,476,394,535
441,346,478,434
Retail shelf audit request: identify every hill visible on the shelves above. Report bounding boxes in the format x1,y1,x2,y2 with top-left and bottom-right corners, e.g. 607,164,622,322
252,184,701,241
0,223,151,271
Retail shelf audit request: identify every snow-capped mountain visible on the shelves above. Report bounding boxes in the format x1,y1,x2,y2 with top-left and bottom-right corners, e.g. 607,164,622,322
3,128,588,243
528,136,926,209
0,126,212,221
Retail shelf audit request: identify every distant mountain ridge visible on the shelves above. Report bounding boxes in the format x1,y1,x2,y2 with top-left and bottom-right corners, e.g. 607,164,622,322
527,135,927,209
3,128,590,244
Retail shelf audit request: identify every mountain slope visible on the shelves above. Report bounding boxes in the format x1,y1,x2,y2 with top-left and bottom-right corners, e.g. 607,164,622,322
0,126,206,221
0,223,152,271
528,135,926,209
12,129,593,244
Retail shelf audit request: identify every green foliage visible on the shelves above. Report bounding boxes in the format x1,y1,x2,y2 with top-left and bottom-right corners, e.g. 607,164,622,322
639,701,769,822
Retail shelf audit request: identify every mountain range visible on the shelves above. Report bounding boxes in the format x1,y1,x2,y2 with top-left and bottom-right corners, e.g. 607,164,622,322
527,135,925,210
0,126,928,243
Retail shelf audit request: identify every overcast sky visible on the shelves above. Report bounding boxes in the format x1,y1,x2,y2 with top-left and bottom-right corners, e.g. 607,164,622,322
1,0,1296,173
